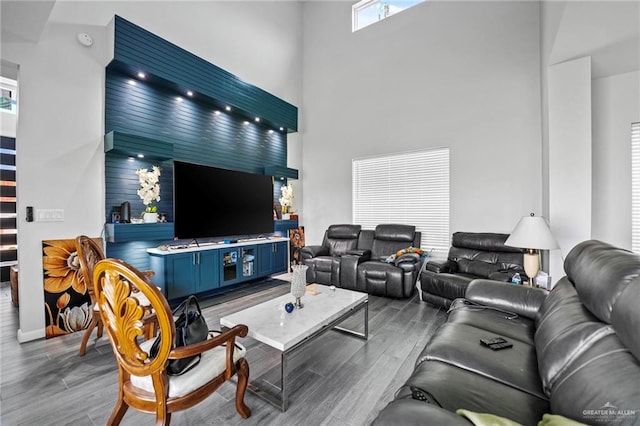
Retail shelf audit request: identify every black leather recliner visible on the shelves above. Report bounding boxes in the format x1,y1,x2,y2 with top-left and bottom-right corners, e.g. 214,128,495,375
301,224,423,298
420,232,526,308
300,224,361,285
354,224,423,298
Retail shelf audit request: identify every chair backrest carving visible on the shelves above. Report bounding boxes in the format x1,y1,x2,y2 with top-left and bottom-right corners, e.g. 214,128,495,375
93,259,174,378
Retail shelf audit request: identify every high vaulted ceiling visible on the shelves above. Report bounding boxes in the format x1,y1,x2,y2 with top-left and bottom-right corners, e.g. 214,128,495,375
1,0,638,80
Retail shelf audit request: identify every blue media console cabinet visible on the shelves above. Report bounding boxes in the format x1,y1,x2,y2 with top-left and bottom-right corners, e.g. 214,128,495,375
148,238,289,301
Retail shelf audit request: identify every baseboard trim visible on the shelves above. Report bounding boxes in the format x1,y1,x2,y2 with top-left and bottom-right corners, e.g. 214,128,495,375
17,328,45,343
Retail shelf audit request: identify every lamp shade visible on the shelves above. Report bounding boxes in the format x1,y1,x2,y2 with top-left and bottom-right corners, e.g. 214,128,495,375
504,213,559,250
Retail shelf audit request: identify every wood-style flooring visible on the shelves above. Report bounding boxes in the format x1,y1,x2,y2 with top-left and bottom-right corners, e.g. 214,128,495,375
0,278,446,426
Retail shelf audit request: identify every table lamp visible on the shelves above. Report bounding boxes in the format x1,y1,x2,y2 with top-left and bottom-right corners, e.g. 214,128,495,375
504,213,559,286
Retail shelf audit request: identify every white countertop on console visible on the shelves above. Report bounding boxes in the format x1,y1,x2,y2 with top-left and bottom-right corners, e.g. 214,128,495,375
147,237,289,255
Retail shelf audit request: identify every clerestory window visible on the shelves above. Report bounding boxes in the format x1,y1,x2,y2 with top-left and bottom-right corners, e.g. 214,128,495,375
352,0,426,32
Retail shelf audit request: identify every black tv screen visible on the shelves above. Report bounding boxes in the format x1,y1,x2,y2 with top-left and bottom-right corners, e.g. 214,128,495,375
174,161,274,239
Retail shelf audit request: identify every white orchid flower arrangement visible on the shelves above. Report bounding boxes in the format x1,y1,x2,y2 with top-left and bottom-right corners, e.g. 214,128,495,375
279,182,294,212
136,165,161,213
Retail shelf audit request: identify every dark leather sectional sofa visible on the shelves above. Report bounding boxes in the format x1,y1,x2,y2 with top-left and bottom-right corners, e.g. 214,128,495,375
301,224,423,298
420,232,527,308
373,240,640,425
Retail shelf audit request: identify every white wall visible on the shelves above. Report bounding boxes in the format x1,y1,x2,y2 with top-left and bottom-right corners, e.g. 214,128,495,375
301,1,543,246
592,70,640,249
548,57,592,282
2,1,302,341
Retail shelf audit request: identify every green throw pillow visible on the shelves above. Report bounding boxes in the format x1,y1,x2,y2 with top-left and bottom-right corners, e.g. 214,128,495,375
455,410,588,426
456,409,522,426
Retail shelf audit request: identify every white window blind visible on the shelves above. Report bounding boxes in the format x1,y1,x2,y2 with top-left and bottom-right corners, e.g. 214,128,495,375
632,122,640,253
352,148,450,253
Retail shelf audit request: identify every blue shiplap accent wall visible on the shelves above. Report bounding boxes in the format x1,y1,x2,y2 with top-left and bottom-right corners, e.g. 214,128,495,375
110,15,297,132
105,72,287,173
104,15,297,270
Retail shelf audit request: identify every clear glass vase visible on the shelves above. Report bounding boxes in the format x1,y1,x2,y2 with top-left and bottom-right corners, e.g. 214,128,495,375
290,264,308,308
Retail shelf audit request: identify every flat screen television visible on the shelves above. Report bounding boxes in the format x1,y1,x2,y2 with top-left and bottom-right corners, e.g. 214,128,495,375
173,160,274,239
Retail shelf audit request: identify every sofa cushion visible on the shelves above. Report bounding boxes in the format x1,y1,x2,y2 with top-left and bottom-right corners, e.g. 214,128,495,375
451,232,523,253
326,224,361,239
564,239,640,323
417,322,545,400
549,333,640,424
534,278,614,397
447,299,536,345
357,261,404,297
611,278,640,361
405,360,549,425
456,258,501,278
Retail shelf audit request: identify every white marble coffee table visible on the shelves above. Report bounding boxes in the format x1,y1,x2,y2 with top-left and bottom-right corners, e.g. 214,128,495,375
220,284,368,411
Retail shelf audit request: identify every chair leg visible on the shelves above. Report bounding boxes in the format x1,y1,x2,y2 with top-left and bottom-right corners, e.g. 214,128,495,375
79,314,99,356
96,317,104,339
235,358,251,418
107,397,128,426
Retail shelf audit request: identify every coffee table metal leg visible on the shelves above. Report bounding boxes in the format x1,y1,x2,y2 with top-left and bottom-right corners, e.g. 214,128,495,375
245,298,368,412
281,350,288,411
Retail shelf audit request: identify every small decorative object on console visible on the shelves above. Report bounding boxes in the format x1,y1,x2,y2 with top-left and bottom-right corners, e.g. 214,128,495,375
284,303,294,313
290,264,308,308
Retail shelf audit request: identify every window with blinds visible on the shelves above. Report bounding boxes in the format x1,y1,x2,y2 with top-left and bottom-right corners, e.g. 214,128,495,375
632,122,640,253
352,147,450,254
0,136,17,282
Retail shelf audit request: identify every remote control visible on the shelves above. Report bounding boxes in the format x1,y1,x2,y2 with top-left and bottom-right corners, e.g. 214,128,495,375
480,337,507,347
489,341,513,350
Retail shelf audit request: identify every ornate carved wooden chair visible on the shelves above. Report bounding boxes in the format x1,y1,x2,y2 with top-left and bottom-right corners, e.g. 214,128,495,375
75,235,156,356
93,258,251,425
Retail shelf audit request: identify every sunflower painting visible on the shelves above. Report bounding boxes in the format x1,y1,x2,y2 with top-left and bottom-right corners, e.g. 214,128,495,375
42,238,97,338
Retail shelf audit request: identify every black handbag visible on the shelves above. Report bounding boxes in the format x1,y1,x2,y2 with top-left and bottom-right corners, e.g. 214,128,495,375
150,295,209,376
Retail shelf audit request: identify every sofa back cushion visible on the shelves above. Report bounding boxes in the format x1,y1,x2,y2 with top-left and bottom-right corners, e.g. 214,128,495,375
323,224,361,256
370,224,416,260
534,278,614,397
447,232,526,277
564,239,640,323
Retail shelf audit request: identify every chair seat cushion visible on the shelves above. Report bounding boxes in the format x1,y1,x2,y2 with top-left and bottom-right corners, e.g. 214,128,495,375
132,334,246,398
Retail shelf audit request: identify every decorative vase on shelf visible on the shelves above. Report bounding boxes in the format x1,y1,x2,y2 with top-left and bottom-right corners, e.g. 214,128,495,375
143,212,158,223
290,264,308,309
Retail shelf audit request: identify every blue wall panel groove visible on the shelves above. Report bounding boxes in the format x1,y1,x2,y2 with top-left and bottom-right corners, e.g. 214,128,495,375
110,15,297,132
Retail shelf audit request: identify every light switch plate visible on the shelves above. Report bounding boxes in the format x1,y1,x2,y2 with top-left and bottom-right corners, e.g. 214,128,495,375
35,209,64,222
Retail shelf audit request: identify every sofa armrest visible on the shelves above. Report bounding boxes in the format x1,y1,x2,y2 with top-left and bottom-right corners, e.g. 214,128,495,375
426,259,454,273
300,245,329,260
340,252,371,289
394,252,421,265
346,249,371,261
372,399,470,426
464,279,547,320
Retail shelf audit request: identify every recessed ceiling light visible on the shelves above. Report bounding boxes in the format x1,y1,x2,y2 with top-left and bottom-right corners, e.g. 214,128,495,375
268,129,274,134
255,117,260,122
137,72,146,79
137,154,144,158
128,80,137,86
176,97,183,102
128,157,135,161
225,106,231,111
187,91,193,97
214,110,221,115
279,127,284,131
243,121,249,125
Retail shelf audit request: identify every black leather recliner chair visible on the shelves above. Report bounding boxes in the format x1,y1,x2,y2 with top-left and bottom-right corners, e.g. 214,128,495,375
354,224,423,298
300,224,361,285
420,232,526,308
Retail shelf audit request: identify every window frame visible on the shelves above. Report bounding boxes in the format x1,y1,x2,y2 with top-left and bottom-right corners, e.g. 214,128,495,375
352,147,450,254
